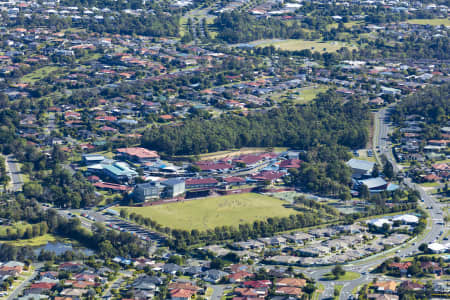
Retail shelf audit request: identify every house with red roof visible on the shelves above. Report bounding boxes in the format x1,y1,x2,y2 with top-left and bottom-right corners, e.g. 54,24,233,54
170,288,196,300
228,271,255,283
388,261,412,275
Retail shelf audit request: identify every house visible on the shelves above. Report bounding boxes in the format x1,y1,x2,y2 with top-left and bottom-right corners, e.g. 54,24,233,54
162,263,184,275
275,278,307,288
228,271,254,283
420,261,443,275
367,294,399,300
116,147,159,163
372,281,397,294
201,269,228,283
399,281,424,291
275,286,303,297
388,262,411,275
283,232,314,244
170,288,195,300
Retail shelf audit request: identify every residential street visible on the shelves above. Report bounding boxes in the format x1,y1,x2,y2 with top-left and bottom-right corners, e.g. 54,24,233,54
5,155,23,192
6,268,38,300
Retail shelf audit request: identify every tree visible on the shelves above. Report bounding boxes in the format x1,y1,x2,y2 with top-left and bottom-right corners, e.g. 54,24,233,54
418,243,428,252
331,265,345,279
383,160,394,179
360,184,370,200
371,164,379,177
304,283,316,298
120,209,128,219
334,287,340,297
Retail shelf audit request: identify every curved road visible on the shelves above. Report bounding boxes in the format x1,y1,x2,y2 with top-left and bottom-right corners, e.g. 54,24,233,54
297,106,445,299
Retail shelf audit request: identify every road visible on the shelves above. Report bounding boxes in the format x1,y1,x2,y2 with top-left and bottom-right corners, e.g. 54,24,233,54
6,268,38,300
5,155,23,192
208,284,226,300
330,107,445,299
276,105,447,299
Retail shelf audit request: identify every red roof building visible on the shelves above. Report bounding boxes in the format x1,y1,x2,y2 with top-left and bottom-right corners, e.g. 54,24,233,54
116,147,159,162
185,178,218,189
93,182,132,192
196,161,233,172
279,159,302,169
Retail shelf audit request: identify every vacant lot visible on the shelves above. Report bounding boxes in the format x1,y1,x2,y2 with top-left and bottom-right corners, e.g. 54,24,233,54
272,85,330,104
256,39,356,53
406,18,450,26
118,193,297,230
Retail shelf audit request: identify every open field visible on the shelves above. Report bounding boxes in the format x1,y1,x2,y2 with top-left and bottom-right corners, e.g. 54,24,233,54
255,39,356,53
272,84,330,104
21,66,61,83
117,193,298,230
406,18,450,26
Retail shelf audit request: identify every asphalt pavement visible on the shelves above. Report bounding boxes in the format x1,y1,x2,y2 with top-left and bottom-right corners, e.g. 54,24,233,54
6,155,23,192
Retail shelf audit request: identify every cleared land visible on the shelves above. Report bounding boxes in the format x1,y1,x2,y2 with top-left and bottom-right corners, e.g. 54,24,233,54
406,18,450,26
255,39,356,52
174,147,288,161
117,193,298,230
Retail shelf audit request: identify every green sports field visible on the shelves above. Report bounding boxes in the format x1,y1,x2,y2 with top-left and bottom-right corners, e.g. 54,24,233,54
117,193,298,230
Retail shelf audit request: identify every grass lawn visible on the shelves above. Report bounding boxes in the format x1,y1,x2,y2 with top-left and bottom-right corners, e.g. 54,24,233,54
406,18,450,26
117,193,299,230
420,182,441,188
21,66,61,83
273,84,330,104
4,234,58,247
323,271,360,281
255,39,356,53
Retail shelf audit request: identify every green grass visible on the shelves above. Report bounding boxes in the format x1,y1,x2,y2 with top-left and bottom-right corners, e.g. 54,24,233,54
324,271,360,281
420,182,441,188
21,66,61,84
272,85,330,104
255,39,356,53
406,18,450,26
117,193,299,230
5,234,58,246
326,21,361,30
